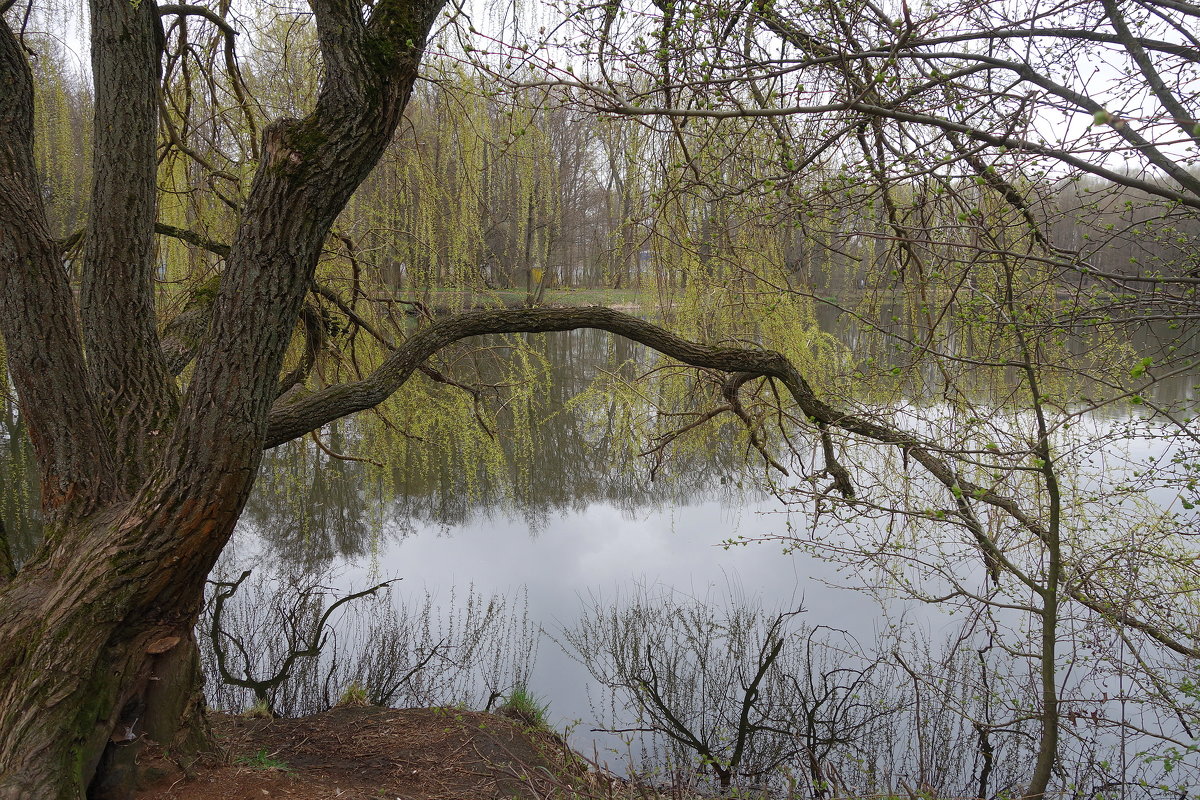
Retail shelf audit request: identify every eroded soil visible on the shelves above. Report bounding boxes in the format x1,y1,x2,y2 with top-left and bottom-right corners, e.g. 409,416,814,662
134,706,591,800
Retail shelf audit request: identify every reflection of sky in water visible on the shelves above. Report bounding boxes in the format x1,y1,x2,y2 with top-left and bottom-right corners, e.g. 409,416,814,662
212,324,1200,790
3,318,1199,787
226,488,907,748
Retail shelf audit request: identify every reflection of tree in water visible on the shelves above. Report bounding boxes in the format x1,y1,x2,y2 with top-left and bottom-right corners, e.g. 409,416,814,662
815,302,1200,410
201,569,536,718
242,328,762,571
245,311,1200,576
241,431,378,568
9,315,1196,575
563,583,1184,798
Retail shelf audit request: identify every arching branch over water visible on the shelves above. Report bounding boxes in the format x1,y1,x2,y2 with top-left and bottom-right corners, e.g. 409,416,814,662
265,306,803,447
265,304,1200,661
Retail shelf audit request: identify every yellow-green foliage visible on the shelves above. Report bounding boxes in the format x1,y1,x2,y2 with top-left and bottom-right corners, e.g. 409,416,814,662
0,393,39,562
30,38,90,240
343,67,571,298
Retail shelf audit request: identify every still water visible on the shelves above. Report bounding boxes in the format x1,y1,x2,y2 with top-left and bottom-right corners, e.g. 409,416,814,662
2,307,1197,794
216,328,891,726
201,312,1200,793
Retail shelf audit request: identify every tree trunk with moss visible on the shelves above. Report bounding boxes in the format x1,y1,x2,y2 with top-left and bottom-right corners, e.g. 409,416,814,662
0,0,444,794
0,3,845,795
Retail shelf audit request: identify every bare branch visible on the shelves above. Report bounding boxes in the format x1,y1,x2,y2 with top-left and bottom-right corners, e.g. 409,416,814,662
154,223,231,258
208,570,395,712
1103,0,1200,149
157,4,237,37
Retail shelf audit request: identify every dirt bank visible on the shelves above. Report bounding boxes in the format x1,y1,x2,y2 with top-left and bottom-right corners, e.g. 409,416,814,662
134,706,594,800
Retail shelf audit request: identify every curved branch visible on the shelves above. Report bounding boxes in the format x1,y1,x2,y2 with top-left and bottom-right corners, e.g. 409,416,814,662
157,4,238,37
263,306,793,448
154,222,231,259
264,306,1200,658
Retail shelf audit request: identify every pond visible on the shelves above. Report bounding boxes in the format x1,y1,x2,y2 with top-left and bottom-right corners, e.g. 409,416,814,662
198,308,1200,797
212,327,878,717
1,305,1197,796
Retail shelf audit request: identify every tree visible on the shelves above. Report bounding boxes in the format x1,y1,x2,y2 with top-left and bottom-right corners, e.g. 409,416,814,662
479,0,1200,796
563,586,900,795
3,0,1199,798
563,584,1053,797
0,6,873,798
0,0,430,793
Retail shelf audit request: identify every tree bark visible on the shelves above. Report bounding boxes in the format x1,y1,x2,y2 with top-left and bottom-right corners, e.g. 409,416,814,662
0,517,215,800
0,17,115,517
0,0,445,796
5,1,1199,797
81,0,179,494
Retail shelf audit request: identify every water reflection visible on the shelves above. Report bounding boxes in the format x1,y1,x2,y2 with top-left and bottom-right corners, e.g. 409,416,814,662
1,312,1194,562
2,309,1198,794
813,302,1200,411
240,328,764,572
214,319,1200,797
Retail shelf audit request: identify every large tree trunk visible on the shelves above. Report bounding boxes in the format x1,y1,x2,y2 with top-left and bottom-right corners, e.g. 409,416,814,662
0,510,237,800
0,0,445,794
7,1,1197,797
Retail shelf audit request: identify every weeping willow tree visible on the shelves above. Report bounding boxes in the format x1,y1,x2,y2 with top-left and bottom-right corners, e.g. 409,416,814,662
0,3,915,798
28,38,90,243
4,0,1200,796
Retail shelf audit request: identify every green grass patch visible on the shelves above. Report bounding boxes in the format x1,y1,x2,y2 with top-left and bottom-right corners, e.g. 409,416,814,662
235,749,292,772
336,681,371,707
498,684,550,729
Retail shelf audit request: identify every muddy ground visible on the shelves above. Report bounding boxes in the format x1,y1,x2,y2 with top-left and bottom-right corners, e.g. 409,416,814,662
132,706,604,800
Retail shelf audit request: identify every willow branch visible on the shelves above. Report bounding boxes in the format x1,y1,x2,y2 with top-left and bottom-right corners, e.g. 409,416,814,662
262,305,1200,657
310,429,384,466
723,372,790,476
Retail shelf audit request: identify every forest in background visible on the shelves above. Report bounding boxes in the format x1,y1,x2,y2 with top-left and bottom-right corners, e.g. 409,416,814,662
28,22,1200,305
